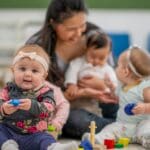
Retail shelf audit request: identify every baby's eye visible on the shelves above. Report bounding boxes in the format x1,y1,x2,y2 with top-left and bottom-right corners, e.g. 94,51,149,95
32,69,38,73
19,67,26,71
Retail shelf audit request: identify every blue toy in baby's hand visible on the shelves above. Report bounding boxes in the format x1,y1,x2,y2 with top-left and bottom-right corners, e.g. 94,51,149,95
9,99,20,106
124,103,136,115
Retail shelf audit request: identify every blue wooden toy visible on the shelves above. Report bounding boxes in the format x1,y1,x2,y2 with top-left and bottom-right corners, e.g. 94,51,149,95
9,99,20,106
80,139,93,150
124,103,136,115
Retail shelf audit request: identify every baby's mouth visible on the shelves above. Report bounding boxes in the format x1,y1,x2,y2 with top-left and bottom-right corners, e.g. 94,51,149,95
23,80,32,83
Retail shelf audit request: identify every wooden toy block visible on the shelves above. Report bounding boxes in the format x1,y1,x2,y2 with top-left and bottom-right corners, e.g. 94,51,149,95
104,139,115,149
89,121,97,147
87,121,107,150
118,137,130,147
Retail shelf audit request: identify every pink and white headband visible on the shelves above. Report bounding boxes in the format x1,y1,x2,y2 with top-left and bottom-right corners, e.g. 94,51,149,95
13,51,49,71
127,49,143,78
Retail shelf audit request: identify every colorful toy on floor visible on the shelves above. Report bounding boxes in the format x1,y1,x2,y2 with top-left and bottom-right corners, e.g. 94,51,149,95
124,103,136,115
118,137,130,147
9,99,20,106
80,139,93,150
89,121,97,147
80,121,130,149
79,121,106,150
47,125,60,140
48,125,56,132
115,143,124,148
78,147,84,150
104,139,115,149
89,121,106,150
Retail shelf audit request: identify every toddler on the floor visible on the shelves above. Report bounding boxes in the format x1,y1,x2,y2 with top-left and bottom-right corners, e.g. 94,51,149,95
82,46,150,149
0,44,78,150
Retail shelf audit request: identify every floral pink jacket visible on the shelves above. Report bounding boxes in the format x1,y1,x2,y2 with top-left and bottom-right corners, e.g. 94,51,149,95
0,81,69,133
45,81,70,131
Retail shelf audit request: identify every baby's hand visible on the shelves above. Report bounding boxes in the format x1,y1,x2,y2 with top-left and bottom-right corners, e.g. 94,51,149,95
18,99,31,111
2,102,18,115
132,103,146,115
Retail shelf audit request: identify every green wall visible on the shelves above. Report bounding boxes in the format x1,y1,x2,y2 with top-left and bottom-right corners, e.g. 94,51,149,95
0,0,150,9
86,0,150,9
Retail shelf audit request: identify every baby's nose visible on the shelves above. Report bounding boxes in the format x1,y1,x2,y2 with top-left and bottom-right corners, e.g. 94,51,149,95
25,70,32,76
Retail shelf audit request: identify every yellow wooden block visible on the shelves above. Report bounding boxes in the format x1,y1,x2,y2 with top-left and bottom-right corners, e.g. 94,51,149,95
118,137,130,147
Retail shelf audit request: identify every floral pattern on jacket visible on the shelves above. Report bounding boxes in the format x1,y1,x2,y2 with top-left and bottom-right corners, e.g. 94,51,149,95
0,82,56,134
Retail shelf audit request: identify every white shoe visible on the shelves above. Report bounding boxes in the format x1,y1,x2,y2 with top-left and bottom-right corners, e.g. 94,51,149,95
47,141,78,150
1,140,19,150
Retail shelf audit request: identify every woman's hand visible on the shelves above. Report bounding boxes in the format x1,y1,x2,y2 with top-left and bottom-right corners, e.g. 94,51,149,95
64,90,78,101
18,99,31,111
64,88,118,103
79,88,118,104
98,91,119,104
78,76,106,90
104,73,116,91
65,84,79,97
64,87,101,101
78,88,101,99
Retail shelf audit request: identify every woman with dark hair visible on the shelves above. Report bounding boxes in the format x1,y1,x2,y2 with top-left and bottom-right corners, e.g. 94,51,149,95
27,0,118,139
27,0,88,88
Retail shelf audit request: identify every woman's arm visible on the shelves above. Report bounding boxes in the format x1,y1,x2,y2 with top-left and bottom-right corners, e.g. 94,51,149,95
78,76,107,90
64,87,102,100
77,76,118,103
64,85,118,104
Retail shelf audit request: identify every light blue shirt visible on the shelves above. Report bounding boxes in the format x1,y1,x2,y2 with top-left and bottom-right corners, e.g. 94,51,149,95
117,79,150,124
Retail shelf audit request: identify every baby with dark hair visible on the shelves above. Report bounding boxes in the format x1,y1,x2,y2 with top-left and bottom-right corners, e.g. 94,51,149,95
64,29,117,116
